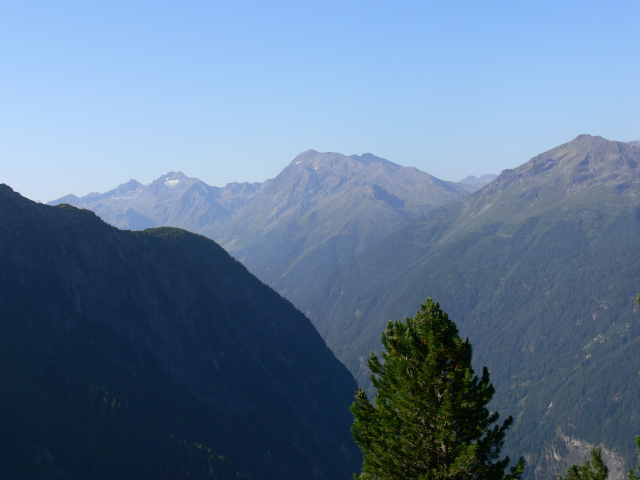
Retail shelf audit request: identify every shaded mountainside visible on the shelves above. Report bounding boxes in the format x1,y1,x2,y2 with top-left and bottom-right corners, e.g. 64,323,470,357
50,151,470,298
0,184,361,480
297,135,640,479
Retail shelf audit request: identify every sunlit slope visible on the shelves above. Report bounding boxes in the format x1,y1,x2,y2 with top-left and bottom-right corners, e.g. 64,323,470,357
298,135,640,478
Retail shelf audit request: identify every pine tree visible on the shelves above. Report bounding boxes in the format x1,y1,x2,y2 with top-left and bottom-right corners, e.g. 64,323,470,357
350,298,525,480
558,447,608,480
628,436,640,480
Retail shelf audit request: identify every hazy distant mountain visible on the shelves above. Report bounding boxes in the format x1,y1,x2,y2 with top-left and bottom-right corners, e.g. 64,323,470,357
51,151,470,298
1,185,360,480
51,173,260,232
457,173,498,192
297,135,640,479
219,150,470,297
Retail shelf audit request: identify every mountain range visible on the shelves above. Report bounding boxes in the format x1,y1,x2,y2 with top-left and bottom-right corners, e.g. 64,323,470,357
0,184,360,480
50,151,487,297
31,135,640,479
297,135,640,479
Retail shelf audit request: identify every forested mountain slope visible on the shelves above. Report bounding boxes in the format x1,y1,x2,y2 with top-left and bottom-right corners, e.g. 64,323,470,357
298,135,640,479
50,151,470,297
0,184,360,480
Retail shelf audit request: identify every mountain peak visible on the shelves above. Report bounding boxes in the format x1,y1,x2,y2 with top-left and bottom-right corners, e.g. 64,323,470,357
162,171,188,181
112,179,144,194
286,150,356,172
287,150,398,173
0,184,21,203
459,174,498,185
145,171,194,191
492,135,640,192
571,133,601,142
566,134,615,150
349,153,397,167
289,150,319,165
0,183,15,193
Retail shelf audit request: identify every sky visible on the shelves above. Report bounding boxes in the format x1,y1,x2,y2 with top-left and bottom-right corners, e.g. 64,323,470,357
2,1,639,202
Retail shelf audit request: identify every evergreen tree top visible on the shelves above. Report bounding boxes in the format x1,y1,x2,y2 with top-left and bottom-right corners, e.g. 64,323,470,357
351,298,525,480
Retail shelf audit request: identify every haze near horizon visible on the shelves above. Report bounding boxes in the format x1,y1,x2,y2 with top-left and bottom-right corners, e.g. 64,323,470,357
1,1,638,202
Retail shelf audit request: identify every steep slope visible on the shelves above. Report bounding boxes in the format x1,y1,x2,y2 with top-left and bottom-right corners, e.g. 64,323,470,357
298,135,640,479
50,152,469,298
0,184,360,480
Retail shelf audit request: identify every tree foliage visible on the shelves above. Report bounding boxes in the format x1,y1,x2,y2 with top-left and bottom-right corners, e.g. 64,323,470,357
558,447,608,480
629,436,640,480
558,297,640,480
351,298,524,479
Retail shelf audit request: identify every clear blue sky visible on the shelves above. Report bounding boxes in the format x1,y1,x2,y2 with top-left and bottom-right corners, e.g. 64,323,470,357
2,1,639,202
